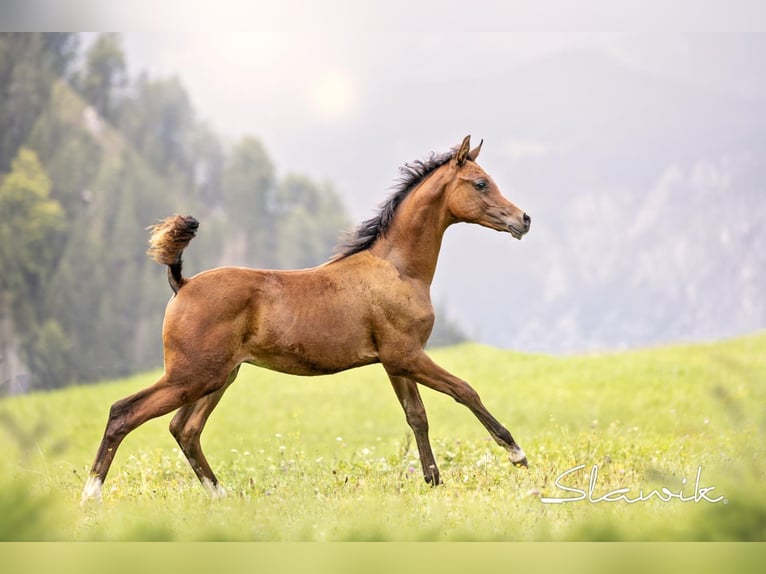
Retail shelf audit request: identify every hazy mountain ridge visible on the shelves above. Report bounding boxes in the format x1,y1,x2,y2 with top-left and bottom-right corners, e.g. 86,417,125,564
422,52,766,352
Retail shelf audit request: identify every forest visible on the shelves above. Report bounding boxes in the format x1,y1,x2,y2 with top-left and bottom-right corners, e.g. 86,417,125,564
0,33,464,393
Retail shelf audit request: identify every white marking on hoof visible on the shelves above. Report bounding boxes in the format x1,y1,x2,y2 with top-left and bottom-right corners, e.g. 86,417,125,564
508,446,528,467
80,475,103,505
202,477,227,499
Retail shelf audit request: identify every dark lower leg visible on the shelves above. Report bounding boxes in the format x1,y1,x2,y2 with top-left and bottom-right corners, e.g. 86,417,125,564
391,352,527,468
169,367,239,492
88,379,185,482
388,375,440,485
82,374,215,502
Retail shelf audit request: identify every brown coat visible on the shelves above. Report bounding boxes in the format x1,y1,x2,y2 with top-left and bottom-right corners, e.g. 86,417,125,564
81,136,531,503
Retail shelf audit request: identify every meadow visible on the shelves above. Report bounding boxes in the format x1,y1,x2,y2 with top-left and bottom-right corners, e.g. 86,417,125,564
0,333,764,541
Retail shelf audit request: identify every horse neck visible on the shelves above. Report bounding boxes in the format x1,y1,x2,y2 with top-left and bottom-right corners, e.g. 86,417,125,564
371,171,453,286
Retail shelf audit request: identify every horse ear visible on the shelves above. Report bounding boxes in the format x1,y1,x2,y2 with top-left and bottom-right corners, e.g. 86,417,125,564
468,139,483,162
456,135,471,166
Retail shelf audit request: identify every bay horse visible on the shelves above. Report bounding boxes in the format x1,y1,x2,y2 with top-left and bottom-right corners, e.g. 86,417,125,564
81,135,531,503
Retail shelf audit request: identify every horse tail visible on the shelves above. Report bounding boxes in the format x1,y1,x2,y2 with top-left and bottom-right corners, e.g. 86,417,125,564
147,215,199,294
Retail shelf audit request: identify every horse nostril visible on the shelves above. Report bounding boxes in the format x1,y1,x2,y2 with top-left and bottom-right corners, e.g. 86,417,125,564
523,213,531,230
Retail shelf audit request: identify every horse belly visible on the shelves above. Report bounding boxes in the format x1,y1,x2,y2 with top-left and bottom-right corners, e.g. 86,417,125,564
246,339,379,376
245,311,379,376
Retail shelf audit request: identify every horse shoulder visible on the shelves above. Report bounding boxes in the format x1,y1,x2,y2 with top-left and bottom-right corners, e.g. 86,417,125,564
346,255,434,345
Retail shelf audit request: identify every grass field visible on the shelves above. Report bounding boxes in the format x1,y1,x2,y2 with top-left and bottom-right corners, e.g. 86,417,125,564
0,333,764,541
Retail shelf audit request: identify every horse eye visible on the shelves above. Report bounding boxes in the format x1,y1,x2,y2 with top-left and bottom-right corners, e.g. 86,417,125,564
474,180,488,191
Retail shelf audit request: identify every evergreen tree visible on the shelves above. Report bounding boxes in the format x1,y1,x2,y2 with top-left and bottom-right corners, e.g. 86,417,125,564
221,137,277,266
0,34,52,172
188,121,225,206
0,147,66,390
41,33,80,77
0,33,79,172
79,33,126,124
119,74,195,182
428,301,470,348
0,147,64,301
275,175,348,268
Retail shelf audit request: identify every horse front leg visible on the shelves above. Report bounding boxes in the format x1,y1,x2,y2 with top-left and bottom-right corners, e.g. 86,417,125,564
387,375,440,485
384,351,528,468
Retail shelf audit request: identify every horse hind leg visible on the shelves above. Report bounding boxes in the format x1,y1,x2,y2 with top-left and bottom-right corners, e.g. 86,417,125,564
169,366,240,498
81,365,237,505
81,373,200,504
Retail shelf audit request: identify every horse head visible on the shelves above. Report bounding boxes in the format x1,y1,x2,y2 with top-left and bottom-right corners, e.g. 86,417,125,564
445,135,531,239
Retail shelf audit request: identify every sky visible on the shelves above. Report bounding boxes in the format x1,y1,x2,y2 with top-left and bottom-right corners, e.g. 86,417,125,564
112,3,766,216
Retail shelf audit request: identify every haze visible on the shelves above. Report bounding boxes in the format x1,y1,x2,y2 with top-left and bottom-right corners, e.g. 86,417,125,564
105,3,765,352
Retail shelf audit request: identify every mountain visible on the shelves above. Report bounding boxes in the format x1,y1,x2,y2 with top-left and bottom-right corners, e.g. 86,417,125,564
346,51,766,352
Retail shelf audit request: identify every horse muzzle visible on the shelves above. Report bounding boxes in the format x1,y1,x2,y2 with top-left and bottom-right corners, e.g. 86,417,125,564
505,212,531,239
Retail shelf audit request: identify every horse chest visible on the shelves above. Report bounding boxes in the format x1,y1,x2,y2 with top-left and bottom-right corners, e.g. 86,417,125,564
372,283,435,343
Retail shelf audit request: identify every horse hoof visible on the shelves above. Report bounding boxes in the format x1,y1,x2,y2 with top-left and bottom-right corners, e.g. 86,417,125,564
80,475,104,506
202,477,227,499
424,464,441,486
508,446,528,469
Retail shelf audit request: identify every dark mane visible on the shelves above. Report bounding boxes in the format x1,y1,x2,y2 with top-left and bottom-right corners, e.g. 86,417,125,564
332,148,454,260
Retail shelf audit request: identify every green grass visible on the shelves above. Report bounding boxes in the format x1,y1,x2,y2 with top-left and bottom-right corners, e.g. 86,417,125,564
0,333,764,541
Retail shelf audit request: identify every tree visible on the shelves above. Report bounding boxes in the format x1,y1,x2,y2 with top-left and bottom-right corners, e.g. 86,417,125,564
221,137,277,265
80,33,126,123
119,74,195,181
275,175,348,268
25,319,73,391
427,301,470,348
0,147,64,299
0,34,52,172
41,33,80,77
188,121,225,206
0,147,65,390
